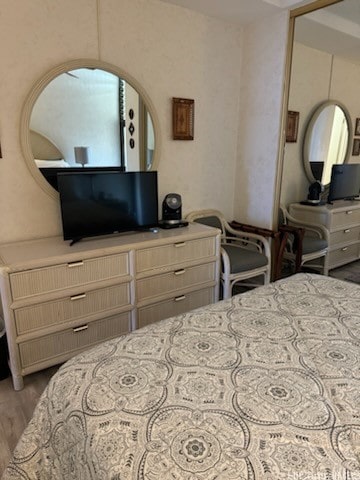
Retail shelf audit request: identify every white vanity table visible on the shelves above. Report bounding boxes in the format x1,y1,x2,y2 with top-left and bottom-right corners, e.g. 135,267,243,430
289,200,360,270
0,223,220,390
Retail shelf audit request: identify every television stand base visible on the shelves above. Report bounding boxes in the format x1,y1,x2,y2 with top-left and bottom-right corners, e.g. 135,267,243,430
158,220,189,229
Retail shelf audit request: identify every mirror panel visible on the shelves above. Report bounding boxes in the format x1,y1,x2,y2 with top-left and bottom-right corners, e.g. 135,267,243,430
303,100,352,186
20,59,160,198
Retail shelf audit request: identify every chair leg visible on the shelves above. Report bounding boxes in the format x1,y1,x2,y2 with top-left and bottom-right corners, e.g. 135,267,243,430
264,269,270,284
323,253,329,276
222,277,232,300
221,251,232,300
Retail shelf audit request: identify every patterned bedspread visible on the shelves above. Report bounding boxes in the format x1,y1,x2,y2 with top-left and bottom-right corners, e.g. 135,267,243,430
3,273,360,479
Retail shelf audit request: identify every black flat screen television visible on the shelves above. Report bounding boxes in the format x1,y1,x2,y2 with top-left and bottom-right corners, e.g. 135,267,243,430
327,164,360,203
40,166,125,191
58,170,158,243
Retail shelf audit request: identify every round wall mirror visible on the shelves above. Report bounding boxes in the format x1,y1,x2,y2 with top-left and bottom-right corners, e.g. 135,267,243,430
20,59,161,198
303,100,352,186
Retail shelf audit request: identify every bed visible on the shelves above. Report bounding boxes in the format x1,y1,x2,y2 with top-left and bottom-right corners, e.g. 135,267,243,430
3,273,360,479
30,130,70,169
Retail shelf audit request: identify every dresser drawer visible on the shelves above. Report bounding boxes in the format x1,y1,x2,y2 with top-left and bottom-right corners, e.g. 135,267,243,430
136,237,216,274
329,243,360,268
137,287,214,328
19,311,131,368
15,283,131,335
137,262,216,303
10,253,130,300
331,208,360,229
330,226,360,246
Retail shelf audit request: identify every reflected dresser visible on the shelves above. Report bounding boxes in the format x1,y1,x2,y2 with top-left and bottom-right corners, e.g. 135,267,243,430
289,200,360,270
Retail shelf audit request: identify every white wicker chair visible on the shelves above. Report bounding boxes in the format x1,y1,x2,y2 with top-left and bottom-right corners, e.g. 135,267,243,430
279,205,329,275
186,209,271,299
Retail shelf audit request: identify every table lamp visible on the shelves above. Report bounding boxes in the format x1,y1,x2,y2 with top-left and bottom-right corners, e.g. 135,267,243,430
74,146,89,167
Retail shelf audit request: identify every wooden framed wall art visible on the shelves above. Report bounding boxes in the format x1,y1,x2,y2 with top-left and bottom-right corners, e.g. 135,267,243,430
172,98,194,140
355,118,360,136
286,110,299,142
352,138,360,156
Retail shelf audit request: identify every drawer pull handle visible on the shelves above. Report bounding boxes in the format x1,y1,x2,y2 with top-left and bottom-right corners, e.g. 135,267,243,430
174,242,186,248
68,260,84,268
342,247,348,252
174,295,186,302
73,325,88,333
344,229,351,233
70,293,86,301
346,210,353,215
174,269,186,276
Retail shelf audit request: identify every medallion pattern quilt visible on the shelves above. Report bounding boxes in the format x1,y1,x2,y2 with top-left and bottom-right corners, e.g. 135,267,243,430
3,273,360,479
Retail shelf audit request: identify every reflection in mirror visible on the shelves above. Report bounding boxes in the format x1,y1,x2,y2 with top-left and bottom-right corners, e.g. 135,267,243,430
30,68,155,174
303,101,352,187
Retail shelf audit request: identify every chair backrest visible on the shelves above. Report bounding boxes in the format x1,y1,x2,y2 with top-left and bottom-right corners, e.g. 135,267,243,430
185,209,227,238
194,215,222,229
279,205,289,226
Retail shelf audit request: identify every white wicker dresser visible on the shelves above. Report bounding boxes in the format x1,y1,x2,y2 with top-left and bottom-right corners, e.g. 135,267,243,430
289,200,360,270
0,223,220,390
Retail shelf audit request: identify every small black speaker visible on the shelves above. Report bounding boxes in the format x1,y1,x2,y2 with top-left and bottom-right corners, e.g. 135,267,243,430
307,181,323,204
162,193,182,222
159,193,188,228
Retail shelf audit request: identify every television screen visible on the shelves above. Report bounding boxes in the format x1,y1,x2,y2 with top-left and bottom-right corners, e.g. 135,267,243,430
328,164,360,203
58,171,158,242
40,166,125,191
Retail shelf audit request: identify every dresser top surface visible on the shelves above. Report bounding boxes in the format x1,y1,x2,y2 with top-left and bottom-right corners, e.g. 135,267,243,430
290,200,360,213
0,223,219,270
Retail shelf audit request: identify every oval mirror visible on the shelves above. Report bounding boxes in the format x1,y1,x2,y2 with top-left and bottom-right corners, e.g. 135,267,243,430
20,59,160,198
303,100,352,186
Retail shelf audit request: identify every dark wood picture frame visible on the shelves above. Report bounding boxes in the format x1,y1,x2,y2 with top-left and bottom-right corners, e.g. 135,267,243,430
352,138,360,156
286,111,299,142
355,118,360,136
172,98,194,140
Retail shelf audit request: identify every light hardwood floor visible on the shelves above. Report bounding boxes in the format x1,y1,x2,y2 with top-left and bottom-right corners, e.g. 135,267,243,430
0,366,58,475
328,258,360,282
0,260,359,476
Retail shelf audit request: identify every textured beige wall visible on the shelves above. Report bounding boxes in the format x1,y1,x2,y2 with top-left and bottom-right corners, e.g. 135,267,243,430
281,42,360,208
0,0,243,243
0,0,99,242
233,11,289,230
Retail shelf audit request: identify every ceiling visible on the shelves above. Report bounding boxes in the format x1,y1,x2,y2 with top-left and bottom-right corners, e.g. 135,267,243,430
295,0,360,64
157,0,314,26
158,0,360,64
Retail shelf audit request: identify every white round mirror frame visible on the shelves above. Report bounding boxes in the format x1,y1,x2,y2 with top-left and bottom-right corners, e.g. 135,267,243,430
20,58,161,199
302,100,352,186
